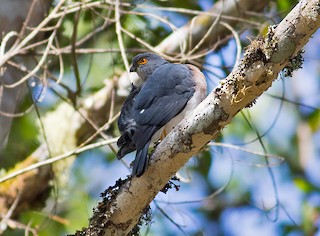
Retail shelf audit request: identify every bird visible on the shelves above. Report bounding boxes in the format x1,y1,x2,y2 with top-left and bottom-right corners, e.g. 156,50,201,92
117,52,207,177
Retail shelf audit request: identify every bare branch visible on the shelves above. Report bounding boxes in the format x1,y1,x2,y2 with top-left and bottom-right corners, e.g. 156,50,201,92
0,137,118,184
0,0,65,68
115,0,130,78
220,21,242,69
3,14,64,88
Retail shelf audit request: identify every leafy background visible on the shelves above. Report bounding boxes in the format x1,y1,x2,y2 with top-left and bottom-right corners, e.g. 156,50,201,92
1,0,320,235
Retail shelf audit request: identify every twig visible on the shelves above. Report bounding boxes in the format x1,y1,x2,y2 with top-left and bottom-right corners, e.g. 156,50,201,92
209,142,286,167
120,27,172,61
33,47,145,55
0,213,37,235
20,38,49,52
0,32,19,60
71,9,82,97
53,37,64,84
0,137,119,184
122,10,179,33
115,0,130,78
2,6,66,88
55,0,131,18
108,80,116,122
0,0,65,68
186,10,222,57
160,161,233,205
0,104,34,118
12,0,38,48
220,21,242,69
135,4,261,26
75,109,119,150
0,191,22,234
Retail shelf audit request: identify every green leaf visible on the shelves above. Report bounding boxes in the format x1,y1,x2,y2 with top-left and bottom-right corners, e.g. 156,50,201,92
293,177,313,193
308,110,320,132
277,0,299,14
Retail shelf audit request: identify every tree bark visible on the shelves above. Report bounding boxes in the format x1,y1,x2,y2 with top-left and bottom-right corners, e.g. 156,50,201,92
74,0,320,235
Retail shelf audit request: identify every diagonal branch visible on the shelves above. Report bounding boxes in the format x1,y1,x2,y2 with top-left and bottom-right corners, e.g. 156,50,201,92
77,0,320,235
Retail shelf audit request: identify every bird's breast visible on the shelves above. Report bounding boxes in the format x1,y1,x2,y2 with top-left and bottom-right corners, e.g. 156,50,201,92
150,65,207,144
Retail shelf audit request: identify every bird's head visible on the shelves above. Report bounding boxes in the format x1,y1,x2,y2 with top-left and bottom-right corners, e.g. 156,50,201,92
130,53,168,83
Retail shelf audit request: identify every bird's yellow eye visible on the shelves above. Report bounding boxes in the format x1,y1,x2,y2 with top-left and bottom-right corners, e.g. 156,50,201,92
138,58,148,65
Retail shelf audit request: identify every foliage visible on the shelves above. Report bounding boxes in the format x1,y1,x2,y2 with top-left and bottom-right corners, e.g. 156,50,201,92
0,0,319,235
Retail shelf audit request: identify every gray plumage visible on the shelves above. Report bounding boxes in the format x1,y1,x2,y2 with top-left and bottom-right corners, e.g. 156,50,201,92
117,53,168,159
117,53,207,177
117,85,140,158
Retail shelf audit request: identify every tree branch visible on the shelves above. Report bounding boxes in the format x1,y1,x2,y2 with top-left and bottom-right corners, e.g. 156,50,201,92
76,0,320,235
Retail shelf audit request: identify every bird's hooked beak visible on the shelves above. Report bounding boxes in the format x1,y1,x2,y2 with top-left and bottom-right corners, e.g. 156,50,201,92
130,65,137,72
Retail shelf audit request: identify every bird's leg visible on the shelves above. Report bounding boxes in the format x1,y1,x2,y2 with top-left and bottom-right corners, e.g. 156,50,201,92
152,128,168,150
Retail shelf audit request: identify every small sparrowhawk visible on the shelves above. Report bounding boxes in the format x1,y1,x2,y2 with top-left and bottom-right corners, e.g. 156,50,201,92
117,52,207,177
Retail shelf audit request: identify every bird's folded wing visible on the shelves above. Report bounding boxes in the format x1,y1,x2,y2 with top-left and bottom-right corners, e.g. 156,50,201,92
133,64,195,125
132,64,195,149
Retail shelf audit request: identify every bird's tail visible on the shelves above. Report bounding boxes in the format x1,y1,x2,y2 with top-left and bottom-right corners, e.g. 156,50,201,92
132,140,151,177
116,129,136,159
117,144,136,160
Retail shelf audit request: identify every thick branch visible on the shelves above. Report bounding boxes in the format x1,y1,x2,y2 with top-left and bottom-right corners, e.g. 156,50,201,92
79,0,320,235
